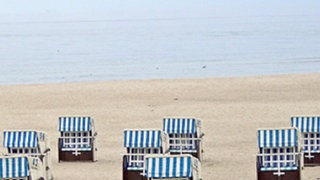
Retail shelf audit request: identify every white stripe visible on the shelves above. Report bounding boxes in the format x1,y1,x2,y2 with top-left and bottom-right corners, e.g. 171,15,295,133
168,157,173,177
79,117,84,132
315,117,318,132
162,157,166,178
176,157,181,177
2,158,6,178
132,131,136,148
137,131,141,147
19,132,24,147
303,118,308,132
279,130,282,147
183,157,188,177
154,157,159,177
265,130,270,147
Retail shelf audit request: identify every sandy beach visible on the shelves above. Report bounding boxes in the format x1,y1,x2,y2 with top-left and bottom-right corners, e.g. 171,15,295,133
1,73,320,179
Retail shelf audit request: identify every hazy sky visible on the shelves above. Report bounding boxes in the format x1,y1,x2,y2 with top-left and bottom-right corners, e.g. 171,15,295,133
1,0,319,20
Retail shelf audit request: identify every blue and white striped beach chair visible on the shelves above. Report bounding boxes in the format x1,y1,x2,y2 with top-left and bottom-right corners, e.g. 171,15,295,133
163,118,204,161
123,129,169,180
256,127,303,179
58,116,97,162
0,155,44,180
291,116,320,165
143,154,202,180
3,130,53,180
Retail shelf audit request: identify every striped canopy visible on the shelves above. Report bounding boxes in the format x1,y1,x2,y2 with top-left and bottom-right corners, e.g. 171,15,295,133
3,131,38,148
58,116,92,132
291,116,320,133
163,118,198,134
0,156,29,178
124,130,162,148
145,155,192,178
257,128,298,148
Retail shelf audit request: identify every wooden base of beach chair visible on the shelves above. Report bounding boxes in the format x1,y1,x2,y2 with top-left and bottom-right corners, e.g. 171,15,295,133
58,149,94,162
257,170,301,180
122,156,147,180
170,151,202,162
304,153,320,166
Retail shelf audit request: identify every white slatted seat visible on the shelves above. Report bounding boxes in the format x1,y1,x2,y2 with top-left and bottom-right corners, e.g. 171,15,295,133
58,116,97,161
2,130,53,180
143,154,201,180
291,116,320,159
163,118,203,160
256,127,303,177
0,155,44,180
123,130,169,171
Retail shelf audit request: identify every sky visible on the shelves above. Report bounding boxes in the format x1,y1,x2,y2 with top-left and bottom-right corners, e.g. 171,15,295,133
0,0,319,21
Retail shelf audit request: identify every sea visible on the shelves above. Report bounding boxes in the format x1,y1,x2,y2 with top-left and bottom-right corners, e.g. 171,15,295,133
1,15,320,85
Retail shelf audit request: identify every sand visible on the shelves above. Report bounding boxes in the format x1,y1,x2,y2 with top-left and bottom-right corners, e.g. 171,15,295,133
1,73,320,179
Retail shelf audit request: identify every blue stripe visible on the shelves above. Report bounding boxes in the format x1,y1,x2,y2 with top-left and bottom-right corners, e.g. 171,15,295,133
165,157,170,177
263,130,267,147
134,131,138,148
306,117,310,133
177,118,181,135
5,158,9,178
152,158,156,177
63,117,67,131
12,132,16,148
173,157,177,177
180,157,184,177
124,131,127,147
146,131,150,149
140,131,144,147
0,159,2,178
301,117,305,133
18,157,22,177
24,157,28,177
187,157,191,177
151,131,155,147
182,119,186,134
12,157,15,178
128,131,133,147
288,129,292,146
166,119,170,133
191,119,195,133
158,157,162,178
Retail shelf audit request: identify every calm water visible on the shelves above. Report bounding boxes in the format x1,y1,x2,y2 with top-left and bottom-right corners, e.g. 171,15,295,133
1,15,320,85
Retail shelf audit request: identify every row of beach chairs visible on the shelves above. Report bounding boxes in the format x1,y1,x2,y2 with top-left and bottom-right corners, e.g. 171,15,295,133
0,116,97,180
257,116,320,180
122,117,204,180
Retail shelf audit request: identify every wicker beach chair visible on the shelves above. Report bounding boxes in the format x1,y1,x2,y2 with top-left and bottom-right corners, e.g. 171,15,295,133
3,130,53,180
256,127,303,180
122,129,169,180
291,116,320,165
142,154,202,180
58,116,97,162
163,118,204,161
0,155,45,180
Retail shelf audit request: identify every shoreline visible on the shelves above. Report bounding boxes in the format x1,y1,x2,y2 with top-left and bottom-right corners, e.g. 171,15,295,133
1,72,319,87
1,73,320,179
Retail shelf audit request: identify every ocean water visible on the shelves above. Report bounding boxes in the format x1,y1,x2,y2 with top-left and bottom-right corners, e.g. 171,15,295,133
0,15,320,85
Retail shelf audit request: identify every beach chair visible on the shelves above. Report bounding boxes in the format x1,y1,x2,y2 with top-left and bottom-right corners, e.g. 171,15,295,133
163,118,204,161
3,130,53,180
0,155,45,180
256,127,303,180
122,129,169,180
142,154,202,180
58,116,97,162
291,116,320,165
